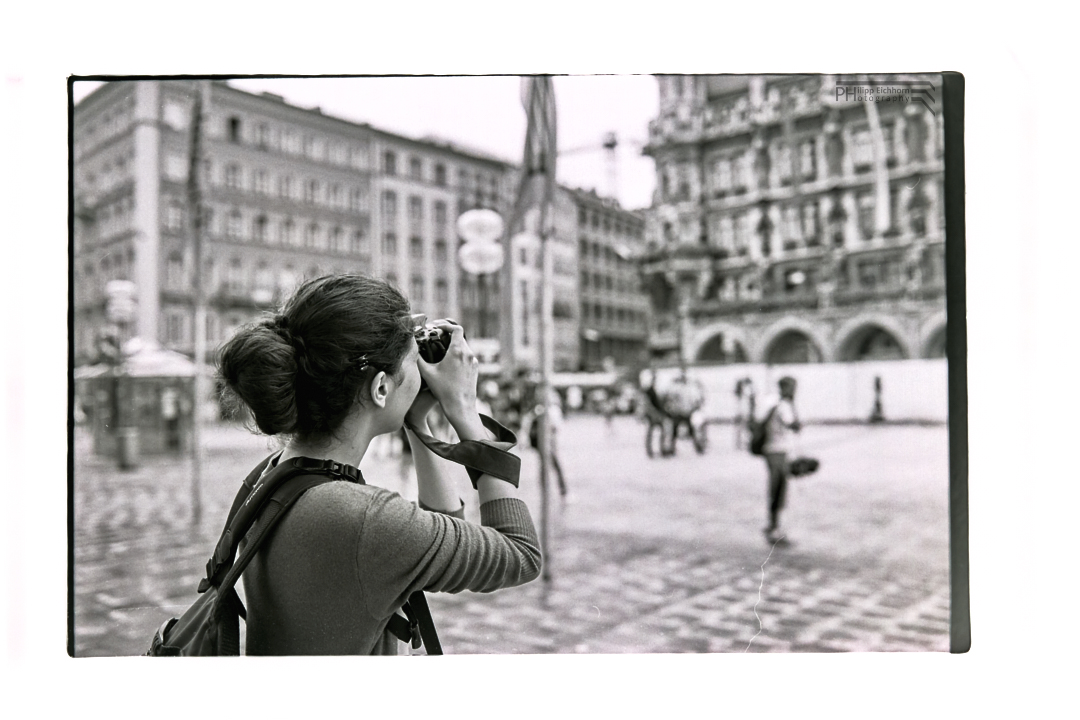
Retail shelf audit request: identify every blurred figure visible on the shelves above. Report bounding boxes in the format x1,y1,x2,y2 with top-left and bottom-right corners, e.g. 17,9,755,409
525,384,569,501
665,368,706,455
761,376,801,544
640,368,672,457
734,377,755,449
161,385,182,451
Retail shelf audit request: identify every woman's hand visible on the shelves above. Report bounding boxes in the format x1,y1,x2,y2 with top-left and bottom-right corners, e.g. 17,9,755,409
416,320,479,424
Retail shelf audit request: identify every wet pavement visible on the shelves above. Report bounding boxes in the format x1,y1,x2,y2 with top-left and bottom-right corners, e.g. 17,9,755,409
72,415,951,656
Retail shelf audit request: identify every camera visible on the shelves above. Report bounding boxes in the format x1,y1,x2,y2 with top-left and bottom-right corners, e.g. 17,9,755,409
415,324,452,364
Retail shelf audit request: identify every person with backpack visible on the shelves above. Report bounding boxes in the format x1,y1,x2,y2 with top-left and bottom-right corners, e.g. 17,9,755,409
209,274,541,655
759,376,802,545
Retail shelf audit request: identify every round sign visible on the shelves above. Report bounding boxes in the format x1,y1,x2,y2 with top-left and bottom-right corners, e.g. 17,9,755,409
105,280,138,324
458,242,504,274
456,209,504,245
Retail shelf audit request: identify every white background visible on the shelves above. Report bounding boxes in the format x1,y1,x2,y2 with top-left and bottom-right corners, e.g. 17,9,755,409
1,1,1075,716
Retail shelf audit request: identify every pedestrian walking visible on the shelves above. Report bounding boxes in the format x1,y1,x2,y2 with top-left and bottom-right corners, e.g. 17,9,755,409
160,386,182,451
760,376,801,545
640,368,673,458
734,377,755,449
215,274,541,654
525,384,569,501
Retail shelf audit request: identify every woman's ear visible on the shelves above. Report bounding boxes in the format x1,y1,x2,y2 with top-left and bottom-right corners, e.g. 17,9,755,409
368,371,390,409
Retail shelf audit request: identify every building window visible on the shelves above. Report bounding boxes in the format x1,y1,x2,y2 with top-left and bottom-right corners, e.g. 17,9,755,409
253,214,268,243
408,195,423,222
909,189,928,237
851,129,874,169
434,238,447,262
802,203,819,244
410,236,424,259
281,218,295,246
330,143,348,165
227,208,243,239
719,215,735,250
409,156,423,180
434,163,447,187
330,226,345,253
305,223,321,249
254,262,274,297
305,179,319,205
254,169,270,195
225,163,241,189
351,228,370,257
350,187,366,213
383,151,397,175
255,123,269,149
857,191,876,240
228,117,242,143
165,201,185,232
382,232,397,256
435,278,448,305
782,205,801,247
777,144,793,184
164,312,186,347
882,122,898,165
279,175,294,200
410,275,425,302
226,257,244,294
714,157,733,193
799,139,817,180
350,143,369,169
906,117,927,162
283,131,301,155
434,200,447,230
329,184,343,209
166,252,185,290
382,191,397,220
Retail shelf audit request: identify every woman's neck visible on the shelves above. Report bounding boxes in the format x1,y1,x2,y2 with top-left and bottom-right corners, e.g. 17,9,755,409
278,413,381,470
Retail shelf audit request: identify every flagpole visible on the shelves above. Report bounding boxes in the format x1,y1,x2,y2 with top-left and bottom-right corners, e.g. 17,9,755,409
538,77,556,585
187,80,211,528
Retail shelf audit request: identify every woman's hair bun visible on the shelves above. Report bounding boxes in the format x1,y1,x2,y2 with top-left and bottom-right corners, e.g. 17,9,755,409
217,319,300,435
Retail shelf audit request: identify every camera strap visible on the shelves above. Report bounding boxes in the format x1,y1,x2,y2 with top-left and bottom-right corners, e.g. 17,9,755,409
403,413,521,488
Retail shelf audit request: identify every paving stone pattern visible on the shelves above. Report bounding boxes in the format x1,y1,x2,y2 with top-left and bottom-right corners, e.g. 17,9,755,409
72,416,951,656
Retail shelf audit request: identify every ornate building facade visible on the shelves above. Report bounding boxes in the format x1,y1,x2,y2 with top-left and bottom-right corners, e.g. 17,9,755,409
640,75,948,366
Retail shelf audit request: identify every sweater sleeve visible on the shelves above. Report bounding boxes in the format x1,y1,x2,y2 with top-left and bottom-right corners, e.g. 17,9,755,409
356,490,542,620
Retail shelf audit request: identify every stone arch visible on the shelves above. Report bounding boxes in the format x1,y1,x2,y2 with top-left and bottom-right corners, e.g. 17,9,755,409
689,322,751,365
755,317,830,364
835,314,912,361
920,311,948,359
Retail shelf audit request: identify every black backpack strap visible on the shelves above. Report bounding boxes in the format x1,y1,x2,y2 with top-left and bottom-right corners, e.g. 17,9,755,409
210,472,351,654
200,457,363,593
404,413,520,488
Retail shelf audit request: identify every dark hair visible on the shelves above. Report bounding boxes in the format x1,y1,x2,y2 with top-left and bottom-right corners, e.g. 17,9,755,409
217,274,413,441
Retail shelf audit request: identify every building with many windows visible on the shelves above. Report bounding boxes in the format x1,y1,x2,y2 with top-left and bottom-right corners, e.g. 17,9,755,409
73,80,512,368
640,74,947,366
572,189,649,370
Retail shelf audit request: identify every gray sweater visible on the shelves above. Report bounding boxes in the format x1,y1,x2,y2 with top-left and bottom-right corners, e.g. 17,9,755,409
242,477,541,655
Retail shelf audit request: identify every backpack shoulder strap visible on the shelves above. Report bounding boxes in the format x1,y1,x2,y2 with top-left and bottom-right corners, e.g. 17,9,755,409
210,471,347,655
200,457,364,593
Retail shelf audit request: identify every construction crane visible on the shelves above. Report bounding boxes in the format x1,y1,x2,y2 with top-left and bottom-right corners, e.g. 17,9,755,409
558,131,645,204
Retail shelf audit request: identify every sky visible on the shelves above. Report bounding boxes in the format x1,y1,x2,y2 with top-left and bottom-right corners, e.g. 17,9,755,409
72,75,660,210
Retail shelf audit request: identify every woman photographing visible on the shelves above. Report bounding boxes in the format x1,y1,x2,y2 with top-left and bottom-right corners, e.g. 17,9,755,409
216,273,541,655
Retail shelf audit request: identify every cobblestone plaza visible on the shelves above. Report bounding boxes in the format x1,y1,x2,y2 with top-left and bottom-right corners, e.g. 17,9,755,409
72,414,950,656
